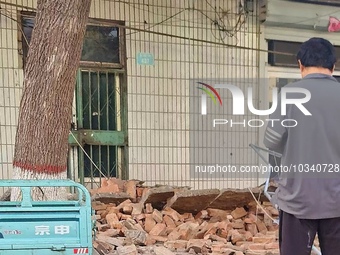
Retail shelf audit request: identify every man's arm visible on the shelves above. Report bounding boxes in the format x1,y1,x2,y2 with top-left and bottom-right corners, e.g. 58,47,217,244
263,98,287,151
264,124,286,151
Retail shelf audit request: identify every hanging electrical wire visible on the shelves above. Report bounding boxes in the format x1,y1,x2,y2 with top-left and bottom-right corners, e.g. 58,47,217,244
0,4,295,57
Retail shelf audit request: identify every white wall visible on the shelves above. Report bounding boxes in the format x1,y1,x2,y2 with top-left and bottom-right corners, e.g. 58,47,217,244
121,0,261,189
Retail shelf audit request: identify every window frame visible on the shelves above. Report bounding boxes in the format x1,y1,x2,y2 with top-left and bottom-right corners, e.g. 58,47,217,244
18,12,126,70
268,39,340,71
82,18,126,69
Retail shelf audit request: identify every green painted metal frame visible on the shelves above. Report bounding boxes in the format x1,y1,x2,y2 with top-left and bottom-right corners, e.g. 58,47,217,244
119,69,129,180
68,130,126,146
76,70,85,184
69,69,128,185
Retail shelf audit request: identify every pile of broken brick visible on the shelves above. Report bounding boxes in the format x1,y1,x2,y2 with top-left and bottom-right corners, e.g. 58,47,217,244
91,178,319,255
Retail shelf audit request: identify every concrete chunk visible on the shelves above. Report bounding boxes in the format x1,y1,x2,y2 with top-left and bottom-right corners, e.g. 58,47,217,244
124,230,147,245
166,189,220,214
140,186,175,210
208,188,266,210
92,192,131,205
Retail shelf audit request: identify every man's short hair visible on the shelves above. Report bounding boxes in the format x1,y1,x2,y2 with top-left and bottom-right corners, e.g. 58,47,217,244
297,37,337,71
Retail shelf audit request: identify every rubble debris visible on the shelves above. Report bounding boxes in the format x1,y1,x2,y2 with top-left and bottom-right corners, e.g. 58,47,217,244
91,178,320,255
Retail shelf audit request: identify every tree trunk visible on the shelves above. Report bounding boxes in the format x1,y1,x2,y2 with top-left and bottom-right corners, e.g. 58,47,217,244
11,0,91,201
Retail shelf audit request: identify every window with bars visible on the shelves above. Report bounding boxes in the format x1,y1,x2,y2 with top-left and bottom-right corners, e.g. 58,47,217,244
268,40,340,71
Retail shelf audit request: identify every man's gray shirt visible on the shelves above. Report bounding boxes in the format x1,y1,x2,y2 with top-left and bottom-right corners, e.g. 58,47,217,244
264,73,340,219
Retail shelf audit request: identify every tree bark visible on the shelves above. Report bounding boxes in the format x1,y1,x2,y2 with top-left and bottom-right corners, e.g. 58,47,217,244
11,0,92,201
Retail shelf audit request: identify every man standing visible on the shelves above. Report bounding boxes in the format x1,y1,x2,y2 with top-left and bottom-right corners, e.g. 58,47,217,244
264,37,340,255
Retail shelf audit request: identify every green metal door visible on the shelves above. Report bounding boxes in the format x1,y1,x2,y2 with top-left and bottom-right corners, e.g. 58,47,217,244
69,69,127,188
